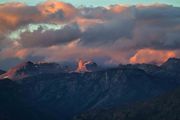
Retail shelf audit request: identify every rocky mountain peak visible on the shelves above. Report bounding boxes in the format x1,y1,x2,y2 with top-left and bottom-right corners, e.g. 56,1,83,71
76,59,98,72
0,61,70,80
161,58,180,71
162,58,180,65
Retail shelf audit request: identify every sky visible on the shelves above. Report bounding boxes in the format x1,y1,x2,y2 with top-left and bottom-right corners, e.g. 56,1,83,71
0,0,180,69
1,0,180,6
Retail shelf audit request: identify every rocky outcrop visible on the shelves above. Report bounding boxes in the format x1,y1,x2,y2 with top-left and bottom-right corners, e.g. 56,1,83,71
76,59,98,72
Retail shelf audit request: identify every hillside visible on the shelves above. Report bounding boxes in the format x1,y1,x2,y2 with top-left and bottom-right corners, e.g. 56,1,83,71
74,87,180,120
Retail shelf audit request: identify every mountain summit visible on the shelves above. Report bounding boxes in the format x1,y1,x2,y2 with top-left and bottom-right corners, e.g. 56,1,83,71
160,58,180,74
76,59,98,72
0,61,69,80
161,58,180,68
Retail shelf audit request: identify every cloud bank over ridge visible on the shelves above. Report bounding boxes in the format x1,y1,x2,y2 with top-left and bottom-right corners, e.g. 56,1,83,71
0,1,180,69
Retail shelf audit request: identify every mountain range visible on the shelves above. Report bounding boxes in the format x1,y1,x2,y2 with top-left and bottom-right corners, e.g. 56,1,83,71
0,58,180,120
0,59,100,80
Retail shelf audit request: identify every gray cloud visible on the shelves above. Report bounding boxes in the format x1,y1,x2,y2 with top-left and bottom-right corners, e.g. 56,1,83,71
0,1,76,33
10,3,180,51
80,15,135,47
79,7,115,20
18,23,82,47
0,1,180,69
79,4,180,50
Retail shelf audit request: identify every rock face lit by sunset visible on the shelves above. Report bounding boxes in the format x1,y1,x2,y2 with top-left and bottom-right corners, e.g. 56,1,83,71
0,0,180,70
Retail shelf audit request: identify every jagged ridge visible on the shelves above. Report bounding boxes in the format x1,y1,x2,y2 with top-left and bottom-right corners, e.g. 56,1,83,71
0,58,179,120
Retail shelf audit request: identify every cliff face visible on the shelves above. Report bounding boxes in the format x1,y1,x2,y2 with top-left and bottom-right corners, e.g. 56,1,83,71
76,59,98,72
76,59,88,72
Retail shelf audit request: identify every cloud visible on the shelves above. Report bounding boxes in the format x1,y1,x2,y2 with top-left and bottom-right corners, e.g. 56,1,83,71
130,48,176,64
130,5,180,50
79,4,180,50
18,23,82,47
29,42,131,66
80,16,135,47
38,0,77,21
0,1,77,33
0,2,41,33
0,1,180,69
